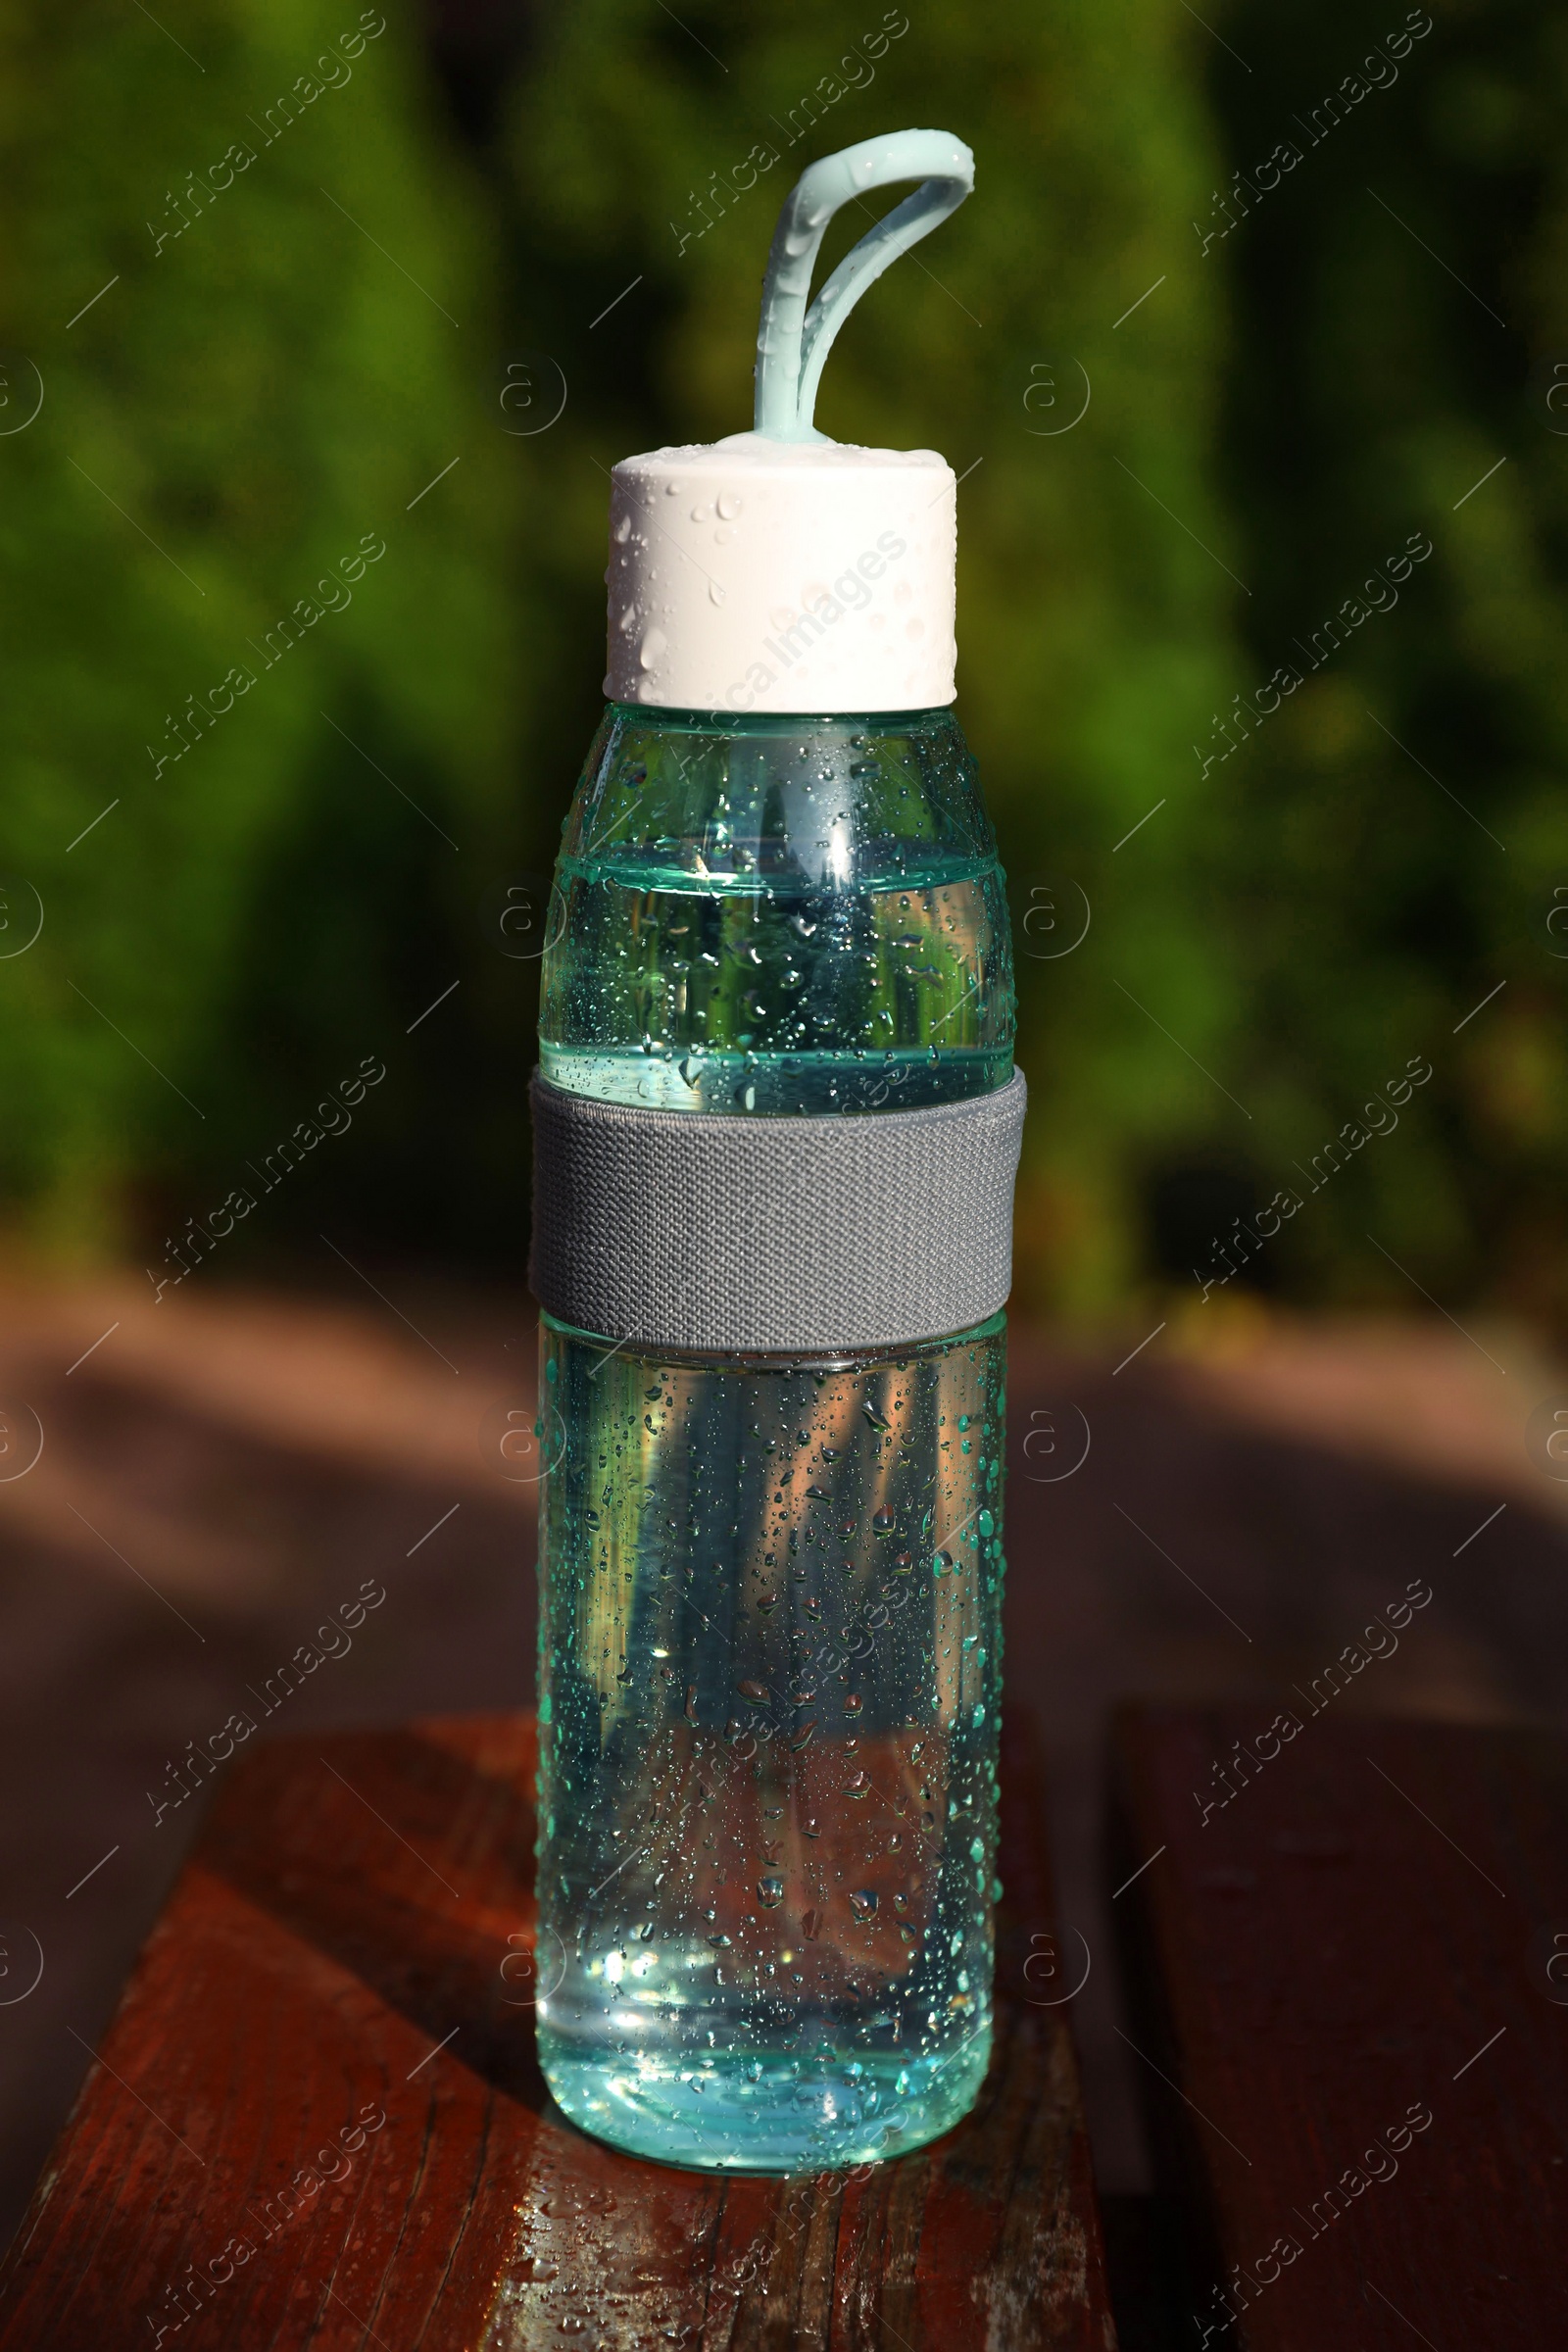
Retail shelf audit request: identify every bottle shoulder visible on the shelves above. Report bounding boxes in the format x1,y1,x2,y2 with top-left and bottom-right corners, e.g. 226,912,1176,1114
560,704,998,893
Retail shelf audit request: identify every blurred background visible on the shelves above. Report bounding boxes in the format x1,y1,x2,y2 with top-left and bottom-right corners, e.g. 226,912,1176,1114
3,0,1567,2322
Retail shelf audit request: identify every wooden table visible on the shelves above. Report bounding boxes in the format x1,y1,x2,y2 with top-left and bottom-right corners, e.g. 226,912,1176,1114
1111,1706,1568,2349
0,1713,1116,2350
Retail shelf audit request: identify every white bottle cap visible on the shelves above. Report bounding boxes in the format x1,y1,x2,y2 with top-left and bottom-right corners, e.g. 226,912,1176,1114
599,128,974,718
604,432,956,714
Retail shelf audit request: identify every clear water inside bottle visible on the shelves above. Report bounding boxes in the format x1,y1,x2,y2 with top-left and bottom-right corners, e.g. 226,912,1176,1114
534,1313,1005,2170
539,847,1010,1116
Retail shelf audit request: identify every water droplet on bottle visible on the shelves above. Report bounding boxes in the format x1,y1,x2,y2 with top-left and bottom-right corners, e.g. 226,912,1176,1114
737,1678,769,1704
757,1874,785,1908
716,490,743,519
803,1907,822,1939
872,1509,897,1536
639,625,667,671
849,1889,878,1922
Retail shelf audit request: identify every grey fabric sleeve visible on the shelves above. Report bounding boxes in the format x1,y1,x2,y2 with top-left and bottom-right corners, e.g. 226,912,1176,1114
529,1068,1026,1354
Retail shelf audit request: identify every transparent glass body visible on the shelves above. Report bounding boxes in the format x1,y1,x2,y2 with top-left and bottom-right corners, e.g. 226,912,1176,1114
533,705,1014,2171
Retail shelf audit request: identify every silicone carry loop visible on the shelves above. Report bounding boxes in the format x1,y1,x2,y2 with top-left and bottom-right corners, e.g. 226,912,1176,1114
753,129,974,443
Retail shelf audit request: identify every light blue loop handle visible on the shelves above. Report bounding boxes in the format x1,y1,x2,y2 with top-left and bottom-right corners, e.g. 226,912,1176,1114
753,129,974,443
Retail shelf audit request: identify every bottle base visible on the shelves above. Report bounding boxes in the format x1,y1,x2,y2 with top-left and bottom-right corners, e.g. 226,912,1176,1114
537,2026,991,2174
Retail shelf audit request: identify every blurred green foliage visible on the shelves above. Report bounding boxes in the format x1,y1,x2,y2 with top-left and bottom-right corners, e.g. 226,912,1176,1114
1206,0,1568,1319
1,0,1563,1318
0,0,521,1267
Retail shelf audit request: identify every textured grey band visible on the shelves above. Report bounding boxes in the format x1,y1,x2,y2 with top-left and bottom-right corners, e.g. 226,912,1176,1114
529,1068,1026,1354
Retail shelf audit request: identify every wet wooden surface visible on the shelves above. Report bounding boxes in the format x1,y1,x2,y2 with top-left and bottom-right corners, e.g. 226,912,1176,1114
0,1711,1115,2350
3,1274,1562,2236
1110,1706,1568,2349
